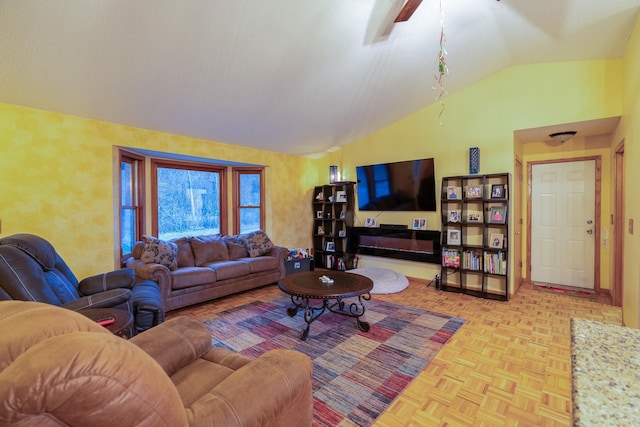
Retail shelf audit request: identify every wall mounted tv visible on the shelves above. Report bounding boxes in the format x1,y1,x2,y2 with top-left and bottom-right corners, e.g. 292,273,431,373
356,158,436,211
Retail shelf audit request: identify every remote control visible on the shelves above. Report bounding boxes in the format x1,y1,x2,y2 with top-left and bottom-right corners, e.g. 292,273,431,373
96,317,115,326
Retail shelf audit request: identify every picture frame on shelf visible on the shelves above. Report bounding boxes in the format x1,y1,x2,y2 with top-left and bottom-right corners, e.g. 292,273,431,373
364,217,377,227
446,186,460,200
489,233,504,248
338,229,347,237
412,218,427,230
447,229,461,245
339,210,346,219
448,210,460,223
316,211,324,219
466,185,482,199
325,241,335,252
489,206,507,224
467,211,483,223
491,184,505,199
335,190,347,202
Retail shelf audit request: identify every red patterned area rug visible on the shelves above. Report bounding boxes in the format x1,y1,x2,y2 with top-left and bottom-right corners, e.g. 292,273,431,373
203,295,465,426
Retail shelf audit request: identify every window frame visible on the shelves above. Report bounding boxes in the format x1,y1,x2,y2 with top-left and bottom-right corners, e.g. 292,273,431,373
118,150,145,264
233,167,265,235
151,159,228,238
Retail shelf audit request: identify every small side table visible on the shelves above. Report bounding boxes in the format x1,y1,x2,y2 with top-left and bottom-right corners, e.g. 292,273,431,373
80,308,134,338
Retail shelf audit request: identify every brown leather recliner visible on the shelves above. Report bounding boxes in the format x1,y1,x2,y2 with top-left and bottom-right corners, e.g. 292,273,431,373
0,300,314,426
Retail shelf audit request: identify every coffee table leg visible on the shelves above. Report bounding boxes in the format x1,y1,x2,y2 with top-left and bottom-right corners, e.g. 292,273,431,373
328,292,371,333
287,295,306,317
352,293,370,332
286,296,329,340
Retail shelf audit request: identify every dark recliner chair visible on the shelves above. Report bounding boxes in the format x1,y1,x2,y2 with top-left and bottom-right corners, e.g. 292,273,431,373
0,233,164,333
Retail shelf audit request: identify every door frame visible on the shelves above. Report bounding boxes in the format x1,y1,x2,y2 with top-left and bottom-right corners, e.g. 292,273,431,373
613,141,624,306
526,156,602,291
513,157,524,295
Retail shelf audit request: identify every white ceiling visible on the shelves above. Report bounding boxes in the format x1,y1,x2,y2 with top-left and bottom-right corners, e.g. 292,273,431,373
1,0,638,156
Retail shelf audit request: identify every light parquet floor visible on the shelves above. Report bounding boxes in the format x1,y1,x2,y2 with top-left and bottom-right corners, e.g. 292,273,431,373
168,279,621,427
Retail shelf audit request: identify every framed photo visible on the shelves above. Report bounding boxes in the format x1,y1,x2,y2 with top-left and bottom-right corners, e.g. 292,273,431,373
316,210,324,219
335,190,347,202
489,233,504,248
338,229,346,237
364,217,377,227
317,226,325,235
325,241,335,252
466,185,482,198
339,210,346,219
489,206,507,224
467,211,483,223
448,210,460,223
412,218,427,230
446,186,460,200
447,229,461,245
491,184,505,199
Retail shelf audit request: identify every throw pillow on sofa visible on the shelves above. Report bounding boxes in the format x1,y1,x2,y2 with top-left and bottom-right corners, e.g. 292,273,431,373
223,235,250,259
238,230,275,257
190,234,229,266
140,235,178,271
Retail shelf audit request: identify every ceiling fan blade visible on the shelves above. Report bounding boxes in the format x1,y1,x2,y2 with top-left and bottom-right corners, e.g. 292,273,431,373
394,0,423,22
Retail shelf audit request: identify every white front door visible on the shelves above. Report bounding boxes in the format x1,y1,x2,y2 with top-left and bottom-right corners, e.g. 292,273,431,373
530,160,596,289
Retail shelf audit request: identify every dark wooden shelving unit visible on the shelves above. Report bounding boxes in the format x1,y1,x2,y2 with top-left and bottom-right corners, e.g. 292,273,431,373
312,183,356,270
440,173,510,301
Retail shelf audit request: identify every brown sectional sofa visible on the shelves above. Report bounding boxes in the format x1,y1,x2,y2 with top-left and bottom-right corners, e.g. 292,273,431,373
125,231,287,311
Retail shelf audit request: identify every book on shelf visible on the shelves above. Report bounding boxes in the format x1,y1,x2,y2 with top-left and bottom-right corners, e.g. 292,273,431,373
442,248,461,268
462,250,482,271
325,254,335,269
483,251,507,275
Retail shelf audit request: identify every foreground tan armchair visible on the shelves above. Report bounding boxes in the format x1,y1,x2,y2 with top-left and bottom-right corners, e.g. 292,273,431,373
0,301,313,426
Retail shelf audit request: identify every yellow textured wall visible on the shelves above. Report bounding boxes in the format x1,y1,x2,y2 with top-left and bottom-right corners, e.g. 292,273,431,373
614,13,640,327
331,59,622,290
0,103,317,278
0,55,629,298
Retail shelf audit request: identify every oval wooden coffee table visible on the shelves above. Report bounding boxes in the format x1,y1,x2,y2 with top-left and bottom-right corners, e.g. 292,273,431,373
278,270,373,340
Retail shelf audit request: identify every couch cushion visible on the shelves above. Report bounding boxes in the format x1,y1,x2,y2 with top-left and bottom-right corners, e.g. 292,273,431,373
237,230,274,257
208,261,251,281
244,256,279,274
140,236,178,271
191,235,229,266
171,237,195,268
170,267,217,290
223,236,250,260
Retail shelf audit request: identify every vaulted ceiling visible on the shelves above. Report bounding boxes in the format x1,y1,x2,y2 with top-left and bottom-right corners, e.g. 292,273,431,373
1,1,638,156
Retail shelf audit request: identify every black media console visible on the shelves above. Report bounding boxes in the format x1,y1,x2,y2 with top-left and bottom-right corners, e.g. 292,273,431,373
349,227,441,264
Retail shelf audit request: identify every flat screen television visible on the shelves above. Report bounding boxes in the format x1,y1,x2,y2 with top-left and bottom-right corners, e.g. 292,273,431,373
356,158,436,211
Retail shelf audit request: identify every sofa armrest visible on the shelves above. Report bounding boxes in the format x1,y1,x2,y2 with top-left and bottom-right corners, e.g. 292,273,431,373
130,316,211,377
267,245,288,279
125,258,172,306
188,349,313,426
63,289,132,311
77,268,135,296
